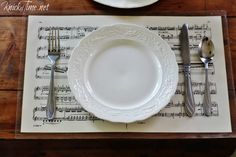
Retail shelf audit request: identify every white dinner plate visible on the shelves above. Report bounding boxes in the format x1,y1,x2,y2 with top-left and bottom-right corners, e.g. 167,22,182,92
68,24,178,123
93,0,159,8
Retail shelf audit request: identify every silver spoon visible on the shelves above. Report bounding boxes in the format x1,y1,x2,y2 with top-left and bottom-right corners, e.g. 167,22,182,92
198,37,215,116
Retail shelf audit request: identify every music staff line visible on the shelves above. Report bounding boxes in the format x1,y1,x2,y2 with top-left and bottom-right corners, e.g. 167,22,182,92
34,95,76,104
154,111,218,118
146,23,211,31
35,43,202,60
38,26,98,32
33,106,99,122
33,80,217,102
34,62,215,80
34,85,77,104
33,81,217,105
32,101,219,123
166,100,218,108
35,64,68,79
37,24,212,41
38,26,98,40
37,46,73,59
32,100,218,113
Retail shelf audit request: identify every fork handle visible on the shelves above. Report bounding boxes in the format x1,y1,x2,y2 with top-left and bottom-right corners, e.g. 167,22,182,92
46,63,56,120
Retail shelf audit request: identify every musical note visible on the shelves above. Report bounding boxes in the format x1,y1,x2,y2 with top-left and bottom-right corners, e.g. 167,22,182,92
38,26,98,40
37,46,73,59
32,106,99,123
35,64,68,79
178,63,215,74
175,81,217,95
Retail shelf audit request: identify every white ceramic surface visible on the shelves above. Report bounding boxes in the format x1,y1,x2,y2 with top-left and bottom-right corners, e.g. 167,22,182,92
93,0,159,8
68,24,178,123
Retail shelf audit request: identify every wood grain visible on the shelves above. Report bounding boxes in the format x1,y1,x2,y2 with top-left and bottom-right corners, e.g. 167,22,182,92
0,0,206,15
0,91,16,139
228,18,236,77
206,0,236,16
0,17,26,90
0,0,235,156
0,0,236,157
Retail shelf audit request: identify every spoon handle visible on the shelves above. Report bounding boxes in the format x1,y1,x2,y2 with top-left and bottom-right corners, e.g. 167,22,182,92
203,63,212,116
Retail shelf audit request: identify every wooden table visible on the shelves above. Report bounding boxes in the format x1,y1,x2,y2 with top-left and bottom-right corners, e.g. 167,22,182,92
0,0,236,156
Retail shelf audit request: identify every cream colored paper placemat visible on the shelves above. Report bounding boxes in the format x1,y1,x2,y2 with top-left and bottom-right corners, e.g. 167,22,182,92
21,15,231,132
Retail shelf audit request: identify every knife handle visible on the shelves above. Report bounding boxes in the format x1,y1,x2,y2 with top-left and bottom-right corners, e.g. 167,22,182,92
183,65,195,117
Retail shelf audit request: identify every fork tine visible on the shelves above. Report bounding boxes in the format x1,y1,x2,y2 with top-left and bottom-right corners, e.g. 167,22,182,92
57,29,60,52
52,29,55,52
54,29,57,52
48,30,51,52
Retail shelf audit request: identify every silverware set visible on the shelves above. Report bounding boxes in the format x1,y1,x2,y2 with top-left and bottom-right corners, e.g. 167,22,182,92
45,25,214,119
180,24,214,117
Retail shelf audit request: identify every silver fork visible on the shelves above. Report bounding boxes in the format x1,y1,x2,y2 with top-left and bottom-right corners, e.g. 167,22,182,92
46,28,60,120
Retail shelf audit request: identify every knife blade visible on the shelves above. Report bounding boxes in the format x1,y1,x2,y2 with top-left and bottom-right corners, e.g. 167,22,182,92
180,24,195,117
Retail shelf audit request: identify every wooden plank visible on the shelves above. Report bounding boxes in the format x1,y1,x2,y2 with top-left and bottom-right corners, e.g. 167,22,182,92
0,17,26,90
228,18,236,72
206,0,236,17
0,0,205,15
0,91,17,139
227,18,236,135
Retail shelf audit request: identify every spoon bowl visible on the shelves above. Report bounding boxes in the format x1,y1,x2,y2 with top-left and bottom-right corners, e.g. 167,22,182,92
198,37,215,116
198,37,215,63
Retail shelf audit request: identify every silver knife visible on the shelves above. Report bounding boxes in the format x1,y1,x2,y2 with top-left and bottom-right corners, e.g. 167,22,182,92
180,24,195,117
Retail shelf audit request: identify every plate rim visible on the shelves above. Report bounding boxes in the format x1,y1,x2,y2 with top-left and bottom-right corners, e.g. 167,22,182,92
93,0,159,9
68,23,178,123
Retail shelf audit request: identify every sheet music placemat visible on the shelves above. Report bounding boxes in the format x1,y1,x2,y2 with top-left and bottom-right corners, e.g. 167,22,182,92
20,15,231,133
